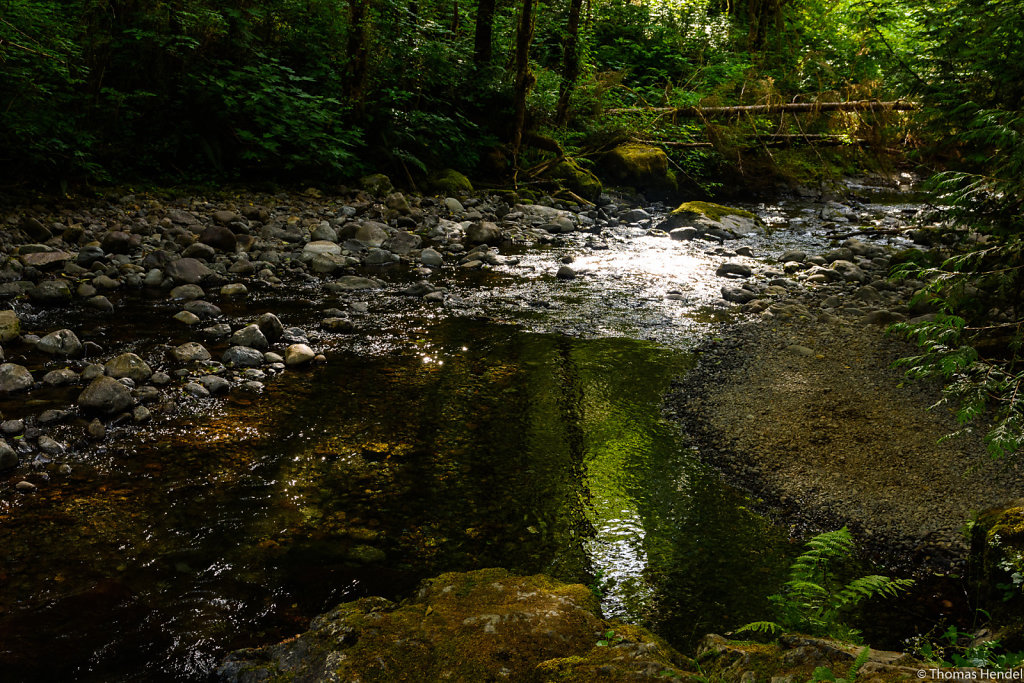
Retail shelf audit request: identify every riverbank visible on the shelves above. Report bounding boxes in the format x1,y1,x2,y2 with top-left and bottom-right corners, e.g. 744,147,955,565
666,264,1024,570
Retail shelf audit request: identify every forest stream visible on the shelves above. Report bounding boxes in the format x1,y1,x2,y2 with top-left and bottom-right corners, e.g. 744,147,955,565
0,180,987,681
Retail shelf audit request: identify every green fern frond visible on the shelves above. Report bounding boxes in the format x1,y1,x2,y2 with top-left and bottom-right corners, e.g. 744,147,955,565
733,620,782,636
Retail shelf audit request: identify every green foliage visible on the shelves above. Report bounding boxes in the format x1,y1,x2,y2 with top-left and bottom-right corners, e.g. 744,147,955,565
913,625,1024,670
735,528,913,641
810,646,871,683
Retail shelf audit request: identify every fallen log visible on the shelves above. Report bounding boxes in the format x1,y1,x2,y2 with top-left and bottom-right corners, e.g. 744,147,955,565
607,100,917,117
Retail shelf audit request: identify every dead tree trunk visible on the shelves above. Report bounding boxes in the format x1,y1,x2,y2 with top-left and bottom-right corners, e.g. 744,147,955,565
605,100,917,116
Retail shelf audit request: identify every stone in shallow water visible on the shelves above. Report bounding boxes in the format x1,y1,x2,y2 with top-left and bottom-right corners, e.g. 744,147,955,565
78,376,134,415
284,343,315,366
37,329,82,357
0,363,33,393
105,353,153,382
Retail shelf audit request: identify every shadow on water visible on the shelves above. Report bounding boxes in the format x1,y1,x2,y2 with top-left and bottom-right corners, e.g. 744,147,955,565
0,317,793,681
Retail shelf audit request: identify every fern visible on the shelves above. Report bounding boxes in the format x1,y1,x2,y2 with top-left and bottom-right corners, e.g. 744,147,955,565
735,528,912,641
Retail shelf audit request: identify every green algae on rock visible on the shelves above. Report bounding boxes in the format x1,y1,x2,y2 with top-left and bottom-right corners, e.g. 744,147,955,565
602,144,679,199
217,568,695,682
427,168,474,195
549,159,602,203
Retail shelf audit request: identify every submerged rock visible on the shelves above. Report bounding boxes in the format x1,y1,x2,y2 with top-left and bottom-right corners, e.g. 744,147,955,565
78,376,134,415
217,568,692,682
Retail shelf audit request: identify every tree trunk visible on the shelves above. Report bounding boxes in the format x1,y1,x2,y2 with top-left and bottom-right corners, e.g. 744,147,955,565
605,100,917,116
473,0,496,66
347,0,370,103
554,0,584,125
511,0,536,171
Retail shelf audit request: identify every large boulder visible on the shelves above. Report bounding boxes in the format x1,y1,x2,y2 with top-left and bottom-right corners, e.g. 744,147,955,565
218,569,691,682
656,201,759,238
549,159,602,203
427,168,473,195
78,376,133,415
601,144,678,199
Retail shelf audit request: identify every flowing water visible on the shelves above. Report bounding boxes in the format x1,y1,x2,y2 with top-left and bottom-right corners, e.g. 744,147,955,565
0,183,926,681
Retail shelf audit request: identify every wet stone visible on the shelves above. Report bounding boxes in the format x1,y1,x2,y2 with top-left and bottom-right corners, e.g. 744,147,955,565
29,279,73,304
228,324,268,350
172,342,212,363
174,311,201,326
184,382,210,398
78,376,134,415
222,346,264,368
1,419,25,435
105,353,153,382
37,436,64,455
86,418,106,440
170,284,205,301
0,363,34,392
256,313,284,343
0,440,17,470
42,369,79,386
198,375,230,395
184,300,222,319
284,344,315,366
220,283,248,298
0,310,21,342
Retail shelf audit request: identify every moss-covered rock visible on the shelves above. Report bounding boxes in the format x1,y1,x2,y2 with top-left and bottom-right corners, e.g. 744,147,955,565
698,633,932,683
549,159,602,203
360,173,394,196
672,201,755,222
427,168,474,195
601,144,678,200
656,201,761,239
217,568,694,682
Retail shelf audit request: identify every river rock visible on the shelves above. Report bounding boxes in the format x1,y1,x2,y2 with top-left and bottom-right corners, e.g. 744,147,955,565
43,368,79,386
199,225,237,251
256,313,284,343
303,240,343,259
716,262,752,278
284,343,316,366
722,285,757,304
182,242,216,260
212,210,240,226
166,258,213,284
101,230,139,254
364,248,394,265
329,276,381,292
0,440,17,470
384,230,421,255
830,260,868,283
229,324,268,350
220,283,248,298
420,248,443,267
352,221,390,248
465,221,502,246
78,376,134,414
0,310,20,342
198,375,231,395
37,329,83,357
183,301,221,319
20,250,72,269
556,265,577,280
217,568,691,682
28,279,73,305
222,346,264,368
170,284,205,300
105,353,153,382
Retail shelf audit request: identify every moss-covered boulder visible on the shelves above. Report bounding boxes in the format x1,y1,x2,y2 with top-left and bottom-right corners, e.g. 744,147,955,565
656,201,761,240
602,144,678,199
360,173,394,196
217,568,694,682
549,159,602,203
427,168,474,195
698,633,933,683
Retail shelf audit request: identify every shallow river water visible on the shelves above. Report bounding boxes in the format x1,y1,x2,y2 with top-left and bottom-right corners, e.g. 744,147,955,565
0,184,926,681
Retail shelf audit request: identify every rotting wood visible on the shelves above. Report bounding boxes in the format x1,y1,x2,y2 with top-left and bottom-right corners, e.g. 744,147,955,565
607,100,917,117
